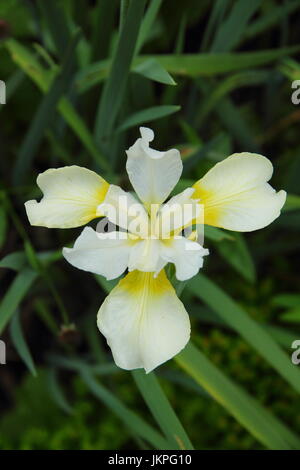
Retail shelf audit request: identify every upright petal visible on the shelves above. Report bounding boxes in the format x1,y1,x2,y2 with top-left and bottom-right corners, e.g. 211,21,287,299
192,153,286,232
25,166,109,228
126,127,182,207
98,184,149,238
128,238,162,273
160,237,209,281
63,226,135,280
155,188,201,238
98,270,190,372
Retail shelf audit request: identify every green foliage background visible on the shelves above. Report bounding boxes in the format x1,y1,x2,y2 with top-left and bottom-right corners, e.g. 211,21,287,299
1,0,300,450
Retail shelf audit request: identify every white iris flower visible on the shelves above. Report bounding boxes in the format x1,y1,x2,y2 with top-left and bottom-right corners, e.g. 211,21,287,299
25,127,286,373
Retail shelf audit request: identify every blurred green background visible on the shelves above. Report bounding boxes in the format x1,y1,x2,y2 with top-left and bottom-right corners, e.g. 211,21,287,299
1,0,300,450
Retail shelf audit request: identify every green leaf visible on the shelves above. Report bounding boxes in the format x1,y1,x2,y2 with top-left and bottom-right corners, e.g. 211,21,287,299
134,58,176,85
283,194,300,212
136,0,162,53
187,274,300,395
245,0,300,40
210,0,261,52
117,105,180,133
176,343,300,450
197,70,269,124
132,370,193,450
91,0,117,61
272,294,300,309
5,39,108,171
0,206,7,250
13,30,81,184
0,268,38,334
94,0,146,143
36,0,72,60
47,368,73,414
200,0,229,51
205,226,233,242
9,310,37,376
216,232,256,283
78,46,300,91
280,309,300,323
80,369,169,449
0,252,27,271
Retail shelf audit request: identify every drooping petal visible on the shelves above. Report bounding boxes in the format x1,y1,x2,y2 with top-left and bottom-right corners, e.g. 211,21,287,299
63,227,135,280
192,153,286,232
98,269,190,372
25,166,109,228
155,187,201,238
126,127,183,207
160,237,209,281
98,184,149,237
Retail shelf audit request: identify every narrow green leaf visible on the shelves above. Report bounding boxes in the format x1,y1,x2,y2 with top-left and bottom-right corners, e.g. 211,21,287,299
283,194,300,212
94,0,146,143
13,31,81,184
132,370,193,450
191,303,298,350
197,70,269,124
188,274,300,394
9,310,37,376
205,226,234,242
210,0,261,52
134,58,176,85
0,251,27,271
78,46,300,92
5,39,108,170
80,370,169,449
117,105,180,133
176,343,300,450
182,133,224,173
272,294,300,308
201,0,229,51
245,0,300,40
280,309,300,323
0,268,38,334
216,232,256,283
47,368,73,414
91,0,117,61
37,0,72,59
136,0,162,53
0,206,7,250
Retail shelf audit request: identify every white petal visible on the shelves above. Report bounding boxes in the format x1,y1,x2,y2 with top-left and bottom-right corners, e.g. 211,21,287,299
193,153,286,232
63,227,134,280
160,237,209,281
128,238,162,273
98,184,149,237
155,188,201,238
126,127,183,206
98,270,190,372
25,166,109,228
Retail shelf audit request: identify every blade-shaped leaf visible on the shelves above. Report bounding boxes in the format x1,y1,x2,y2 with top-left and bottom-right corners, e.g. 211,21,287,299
132,370,193,450
117,105,180,132
13,31,81,184
216,232,256,283
0,268,38,334
9,310,37,376
80,369,169,449
134,58,176,85
94,0,146,143
187,274,300,394
176,342,300,449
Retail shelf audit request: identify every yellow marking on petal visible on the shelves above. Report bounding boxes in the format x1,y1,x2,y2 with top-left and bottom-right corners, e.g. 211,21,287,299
94,181,110,217
192,183,221,227
119,269,171,298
